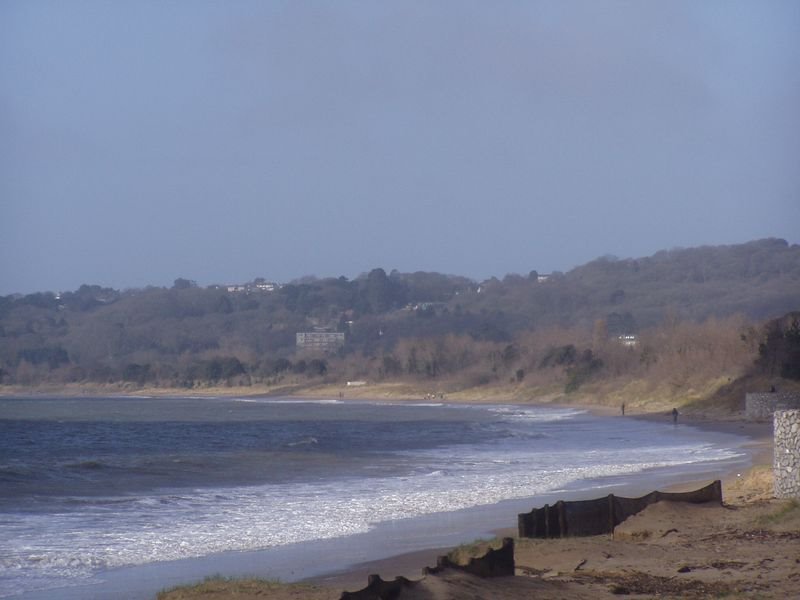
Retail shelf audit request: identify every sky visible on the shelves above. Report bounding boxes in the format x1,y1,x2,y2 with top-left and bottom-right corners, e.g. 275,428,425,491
1,1,798,295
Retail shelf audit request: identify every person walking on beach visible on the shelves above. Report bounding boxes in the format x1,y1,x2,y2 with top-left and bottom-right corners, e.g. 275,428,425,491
672,407,679,425
621,402,625,416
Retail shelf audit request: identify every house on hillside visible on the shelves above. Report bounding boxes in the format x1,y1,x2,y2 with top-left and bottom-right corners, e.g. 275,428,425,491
296,331,345,353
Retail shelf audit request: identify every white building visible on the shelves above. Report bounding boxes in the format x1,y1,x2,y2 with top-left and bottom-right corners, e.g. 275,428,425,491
296,331,345,353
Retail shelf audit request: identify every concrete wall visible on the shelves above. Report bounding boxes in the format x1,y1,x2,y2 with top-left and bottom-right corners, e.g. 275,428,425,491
774,410,800,499
518,480,722,539
746,392,800,421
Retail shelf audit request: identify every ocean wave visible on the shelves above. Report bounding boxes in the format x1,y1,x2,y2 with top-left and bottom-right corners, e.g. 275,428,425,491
50,496,141,508
486,405,586,422
423,469,446,477
65,460,107,471
0,401,749,597
0,441,744,586
240,398,344,405
0,465,29,479
286,436,319,447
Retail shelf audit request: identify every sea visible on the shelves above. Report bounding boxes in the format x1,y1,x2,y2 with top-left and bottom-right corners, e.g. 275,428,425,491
0,396,751,599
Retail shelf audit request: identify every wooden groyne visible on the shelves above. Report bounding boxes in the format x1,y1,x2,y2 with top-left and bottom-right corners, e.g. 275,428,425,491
518,480,722,539
339,538,514,599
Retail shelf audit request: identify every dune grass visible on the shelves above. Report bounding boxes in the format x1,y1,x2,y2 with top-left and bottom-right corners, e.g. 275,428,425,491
156,575,337,600
755,499,800,529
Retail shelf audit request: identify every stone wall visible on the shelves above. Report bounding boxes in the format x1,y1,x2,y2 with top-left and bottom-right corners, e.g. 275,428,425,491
774,410,800,499
746,392,800,421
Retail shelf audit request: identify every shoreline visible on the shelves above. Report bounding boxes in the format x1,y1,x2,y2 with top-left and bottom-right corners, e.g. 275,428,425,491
12,434,760,600
2,390,778,599
0,379,700,409
305,413,774,593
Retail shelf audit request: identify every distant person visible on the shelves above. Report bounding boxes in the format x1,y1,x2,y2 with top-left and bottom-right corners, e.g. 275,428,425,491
770,385,776,393
621,402,625,416
672,407,679,424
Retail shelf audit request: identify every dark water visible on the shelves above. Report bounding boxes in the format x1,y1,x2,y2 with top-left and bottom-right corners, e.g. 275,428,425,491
0,396,748,598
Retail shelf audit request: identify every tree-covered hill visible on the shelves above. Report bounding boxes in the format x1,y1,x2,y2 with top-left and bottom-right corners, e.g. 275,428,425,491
463,237,800,333
1,238,798,388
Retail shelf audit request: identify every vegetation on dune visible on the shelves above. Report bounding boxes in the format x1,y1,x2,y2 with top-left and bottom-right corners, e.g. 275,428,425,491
755,499,800,530
156,576,338,600
1,239,799,407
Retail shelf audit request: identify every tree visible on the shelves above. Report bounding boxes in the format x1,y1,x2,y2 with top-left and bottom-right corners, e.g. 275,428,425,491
592,318,608,350
782,319,800,380
501,344,519,367
308,358,328,376
214,295,234,314
381,355,403,377
757,313,800,380
364,268,393,313
122,363,151,385
17,346,69,369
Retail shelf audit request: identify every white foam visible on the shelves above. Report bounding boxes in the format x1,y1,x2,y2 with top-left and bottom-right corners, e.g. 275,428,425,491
0,439,743,596
486,405,586,422
0,405,747,597
233,398,344,405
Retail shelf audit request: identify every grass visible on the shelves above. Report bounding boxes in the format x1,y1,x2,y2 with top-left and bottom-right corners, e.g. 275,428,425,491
724,465,774,505
755,499,800,529
156,575,335,600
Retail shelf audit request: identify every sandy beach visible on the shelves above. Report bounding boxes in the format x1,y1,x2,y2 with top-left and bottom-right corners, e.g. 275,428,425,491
1,383,792,599
2,386,790,599
153,402,799,600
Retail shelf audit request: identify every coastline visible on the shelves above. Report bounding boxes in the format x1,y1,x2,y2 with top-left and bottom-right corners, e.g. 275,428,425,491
1,387,781,599
306,412,774,593
11,427,762,600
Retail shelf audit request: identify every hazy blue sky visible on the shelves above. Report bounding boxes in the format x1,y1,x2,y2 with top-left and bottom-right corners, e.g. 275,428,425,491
2,1,798,295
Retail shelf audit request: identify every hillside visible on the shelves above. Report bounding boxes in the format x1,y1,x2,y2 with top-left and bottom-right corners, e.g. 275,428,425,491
1,238,798,398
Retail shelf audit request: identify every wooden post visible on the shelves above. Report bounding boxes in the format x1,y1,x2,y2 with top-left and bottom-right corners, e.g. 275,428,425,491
518,512,531,538
608,494,616,534
543,504,550,538
712,479,722,503
557,500,567,538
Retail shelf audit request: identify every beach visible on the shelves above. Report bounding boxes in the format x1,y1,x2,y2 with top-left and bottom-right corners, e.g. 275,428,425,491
155,408,797,600
0,392,792,599
309,412,782,593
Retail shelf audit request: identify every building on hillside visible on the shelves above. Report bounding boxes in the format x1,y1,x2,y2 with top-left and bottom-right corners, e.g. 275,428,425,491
617,334,638,347
296,331,345,353
407,301,447,312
